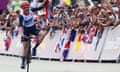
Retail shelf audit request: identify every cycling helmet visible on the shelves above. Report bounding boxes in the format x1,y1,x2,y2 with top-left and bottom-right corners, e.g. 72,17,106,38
20,1,29,8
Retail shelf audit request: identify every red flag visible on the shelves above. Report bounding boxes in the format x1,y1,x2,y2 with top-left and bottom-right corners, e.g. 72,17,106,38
43,0,49,7
5,36,11,51
45,7,49,18
64,40,70,49
55,27,67,53
43,0,49,18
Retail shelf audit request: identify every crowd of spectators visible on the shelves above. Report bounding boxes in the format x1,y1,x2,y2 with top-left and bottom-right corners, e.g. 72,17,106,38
0,0,120,66
0,0,120,47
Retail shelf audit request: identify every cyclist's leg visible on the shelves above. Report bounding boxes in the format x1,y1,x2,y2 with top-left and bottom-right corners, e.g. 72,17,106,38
32,36,39,56
32,33,46,56
30,26,40,56
38,30,48,46
21,36,28,69
38,31,46,44
20,28,30,69
31,26,47,56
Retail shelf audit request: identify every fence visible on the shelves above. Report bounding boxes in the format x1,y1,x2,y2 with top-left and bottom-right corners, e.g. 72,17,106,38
0,26,120,63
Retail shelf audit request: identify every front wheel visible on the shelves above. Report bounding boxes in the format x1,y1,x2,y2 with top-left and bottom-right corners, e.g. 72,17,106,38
26,38,31,64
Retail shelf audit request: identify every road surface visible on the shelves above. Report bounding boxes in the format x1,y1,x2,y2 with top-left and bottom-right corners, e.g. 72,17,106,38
0,55,120,72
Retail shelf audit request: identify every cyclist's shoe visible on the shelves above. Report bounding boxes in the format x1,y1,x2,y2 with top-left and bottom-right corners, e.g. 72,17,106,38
20,57,26,69
21,64,25,69
32,48,36,56
32,44,39,56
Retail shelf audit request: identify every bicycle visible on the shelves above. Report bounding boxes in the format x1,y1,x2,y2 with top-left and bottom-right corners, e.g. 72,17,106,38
25,36,32,72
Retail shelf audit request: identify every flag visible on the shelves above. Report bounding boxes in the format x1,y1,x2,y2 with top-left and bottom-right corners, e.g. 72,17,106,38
55,27,67,53
75,34,82,51
55,35,65,53
63,0,71,6
64,38,71,47
45,0,54,19
45,5,54,19
43,0,49,18
48,6,54,19
70,29,76,42
0,0,8,11
45,7,49,18
11,26,19,39
87,27,96,44
4,36,11,51
62,39,71,60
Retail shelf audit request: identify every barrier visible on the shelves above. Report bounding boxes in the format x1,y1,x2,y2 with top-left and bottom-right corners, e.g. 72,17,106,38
0,26,120,63
100,25,120,61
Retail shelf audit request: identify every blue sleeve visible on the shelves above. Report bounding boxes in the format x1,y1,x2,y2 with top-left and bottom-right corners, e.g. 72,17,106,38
31,6,44,12
19,15,24,27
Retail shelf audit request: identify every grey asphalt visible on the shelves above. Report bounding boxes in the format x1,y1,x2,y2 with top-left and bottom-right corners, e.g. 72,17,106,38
0,55,120,72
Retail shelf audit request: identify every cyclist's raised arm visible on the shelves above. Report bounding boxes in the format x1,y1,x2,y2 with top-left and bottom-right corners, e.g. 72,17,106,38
18,15,24,34
31,6,44,12
19,15,24,27
31,0,49,12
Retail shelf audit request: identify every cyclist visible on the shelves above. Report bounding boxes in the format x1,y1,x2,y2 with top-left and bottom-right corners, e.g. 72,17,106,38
19,1,49,69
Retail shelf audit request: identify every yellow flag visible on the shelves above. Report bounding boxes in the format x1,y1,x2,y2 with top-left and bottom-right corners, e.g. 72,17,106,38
63,0,71,6
74,34,82,52
75,41,81,51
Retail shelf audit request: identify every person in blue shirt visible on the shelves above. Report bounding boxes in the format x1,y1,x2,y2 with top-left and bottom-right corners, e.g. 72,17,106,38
19,1,49,69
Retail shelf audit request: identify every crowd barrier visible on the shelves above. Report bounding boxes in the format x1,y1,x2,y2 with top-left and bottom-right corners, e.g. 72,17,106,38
0,25,120,63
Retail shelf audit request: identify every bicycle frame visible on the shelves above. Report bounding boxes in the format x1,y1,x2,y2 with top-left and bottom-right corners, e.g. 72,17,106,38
26,36,31,72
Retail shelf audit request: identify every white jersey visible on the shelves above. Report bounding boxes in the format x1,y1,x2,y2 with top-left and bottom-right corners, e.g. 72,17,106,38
21,11,35,27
